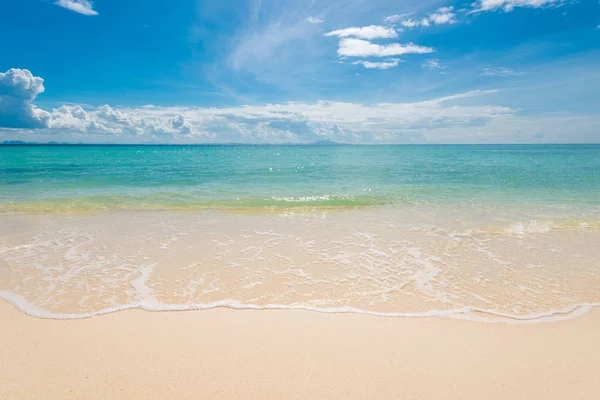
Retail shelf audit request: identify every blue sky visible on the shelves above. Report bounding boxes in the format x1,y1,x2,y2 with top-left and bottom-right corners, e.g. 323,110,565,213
0,0,599,144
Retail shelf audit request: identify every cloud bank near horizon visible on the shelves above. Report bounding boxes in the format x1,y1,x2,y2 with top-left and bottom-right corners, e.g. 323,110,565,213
0,69,598,144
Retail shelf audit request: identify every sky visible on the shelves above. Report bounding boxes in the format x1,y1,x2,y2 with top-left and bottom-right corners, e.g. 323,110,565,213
0,0,599,144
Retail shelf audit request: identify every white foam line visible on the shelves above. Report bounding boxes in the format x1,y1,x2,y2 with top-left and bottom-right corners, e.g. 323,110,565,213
0,291,598,324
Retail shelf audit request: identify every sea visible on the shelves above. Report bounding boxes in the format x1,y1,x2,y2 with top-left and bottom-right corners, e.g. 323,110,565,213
1,144,599,322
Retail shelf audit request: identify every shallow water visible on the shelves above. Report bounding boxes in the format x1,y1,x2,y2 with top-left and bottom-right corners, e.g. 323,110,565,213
0,145,599,321
1,207,598,322
1,144,599,211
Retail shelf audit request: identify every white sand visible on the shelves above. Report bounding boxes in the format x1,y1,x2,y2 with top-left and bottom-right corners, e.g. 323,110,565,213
1,301,599,400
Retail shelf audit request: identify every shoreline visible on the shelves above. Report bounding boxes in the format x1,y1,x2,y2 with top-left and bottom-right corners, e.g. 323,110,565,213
1,291,599,323
2,209,599,321
1,299,599,399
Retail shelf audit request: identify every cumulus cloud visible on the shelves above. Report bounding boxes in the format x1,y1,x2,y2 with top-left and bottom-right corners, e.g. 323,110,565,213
12,69,593,145
473,0,563,13
336,38,434,58
55,0,98,16
57,92,512,143
0,69,51,129
305,16,324,24
429,7,457,24
0,69,204,141
0,70,517,144
324,19,437,69
353,59,400,70
400,7,456,28
0,69,203,139
48,104,204,138
325,25,398,40
481,67,523,76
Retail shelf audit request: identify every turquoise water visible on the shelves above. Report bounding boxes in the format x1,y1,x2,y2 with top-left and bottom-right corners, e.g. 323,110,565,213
1,144,600,321
0,144,599,211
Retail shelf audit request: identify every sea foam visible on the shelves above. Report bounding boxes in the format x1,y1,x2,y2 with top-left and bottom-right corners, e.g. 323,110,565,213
0,291,597,324
1,208,599,324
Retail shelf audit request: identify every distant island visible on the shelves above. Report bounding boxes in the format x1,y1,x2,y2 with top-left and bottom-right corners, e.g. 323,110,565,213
307,139,346,146
1,141,73,145
2,139,350,146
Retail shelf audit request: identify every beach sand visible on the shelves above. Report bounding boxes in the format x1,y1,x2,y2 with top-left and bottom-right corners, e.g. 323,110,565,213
1,301,599,400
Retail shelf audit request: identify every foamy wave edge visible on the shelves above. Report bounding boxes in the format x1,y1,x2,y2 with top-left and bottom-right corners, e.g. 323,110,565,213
0,291,597,324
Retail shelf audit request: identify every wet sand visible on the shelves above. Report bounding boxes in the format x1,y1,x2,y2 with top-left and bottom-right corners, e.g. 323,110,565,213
1,300,599,400
2,209,599,320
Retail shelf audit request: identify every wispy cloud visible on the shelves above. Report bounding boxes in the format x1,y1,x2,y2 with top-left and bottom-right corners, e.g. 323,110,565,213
325,25,398,40
399,7,456,28
305,16,324,24
336,38,434,58
423,59,447,71
472,0,563,13
481,67,523,76
228,15,322,90
219,0,356,94
201,0,446,95
54,0,98,16
383,13,413,24
353,59,400,70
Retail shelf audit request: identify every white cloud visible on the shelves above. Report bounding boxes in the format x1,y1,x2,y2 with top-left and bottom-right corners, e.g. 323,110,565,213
429,7,456,24
228,12,323,88
400,19,420,28
55,0,98,16
1,69,522,144
337,38,434,58
0,69,51,129
4,70,597,145
400,7,456,28
383,13,413,23
423,59,447,70
473,0,563,13
353,59,400,69
325,25,398,40
481,67,523,76
4,96,599,145
48,104,205,138
305,16,324,24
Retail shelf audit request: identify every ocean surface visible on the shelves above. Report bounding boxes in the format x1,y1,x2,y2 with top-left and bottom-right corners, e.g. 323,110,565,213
1,144,599,211
0,144,599,322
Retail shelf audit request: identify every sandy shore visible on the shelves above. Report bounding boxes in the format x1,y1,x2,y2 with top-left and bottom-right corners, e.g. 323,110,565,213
1,301,599,400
